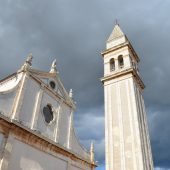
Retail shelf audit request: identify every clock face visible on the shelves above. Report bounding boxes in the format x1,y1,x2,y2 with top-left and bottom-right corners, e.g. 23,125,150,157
43,104,54,124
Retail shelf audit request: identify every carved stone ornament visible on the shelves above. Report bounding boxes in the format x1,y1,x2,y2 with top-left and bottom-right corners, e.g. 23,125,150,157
50,59,58,73
21,53,33,71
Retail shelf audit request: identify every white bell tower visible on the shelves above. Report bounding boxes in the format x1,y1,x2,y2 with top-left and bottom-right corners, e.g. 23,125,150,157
101,24,154,170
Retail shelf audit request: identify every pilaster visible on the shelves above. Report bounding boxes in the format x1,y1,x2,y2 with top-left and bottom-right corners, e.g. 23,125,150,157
0,134,14,170
11,73,28,119
54,99,63,143
31,87,44,129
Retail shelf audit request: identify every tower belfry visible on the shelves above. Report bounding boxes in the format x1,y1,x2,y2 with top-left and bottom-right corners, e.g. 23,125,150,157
101,24,153,170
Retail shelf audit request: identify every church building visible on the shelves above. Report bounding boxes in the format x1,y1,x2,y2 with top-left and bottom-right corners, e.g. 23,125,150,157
0,23,153,170
0,56,96,170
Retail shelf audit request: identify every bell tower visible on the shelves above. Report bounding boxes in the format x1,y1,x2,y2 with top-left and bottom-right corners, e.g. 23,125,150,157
101,24,153,170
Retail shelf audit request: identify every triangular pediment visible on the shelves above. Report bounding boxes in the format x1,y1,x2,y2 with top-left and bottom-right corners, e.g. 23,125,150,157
28,69,74,107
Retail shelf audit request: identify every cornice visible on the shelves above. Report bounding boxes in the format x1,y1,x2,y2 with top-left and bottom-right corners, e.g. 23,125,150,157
101,68,145,90
0,113,97,168
0,72,18,84
101,39,140,62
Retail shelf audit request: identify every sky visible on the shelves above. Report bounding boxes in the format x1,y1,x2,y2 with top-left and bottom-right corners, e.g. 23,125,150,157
0,0,170,169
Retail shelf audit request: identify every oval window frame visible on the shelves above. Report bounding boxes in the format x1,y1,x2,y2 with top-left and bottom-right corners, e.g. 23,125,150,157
42,104,55,125
49,81,56,89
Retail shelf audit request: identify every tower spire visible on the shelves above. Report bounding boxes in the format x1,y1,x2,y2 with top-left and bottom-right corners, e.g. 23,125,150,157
107,24,125,42
115,19,119,25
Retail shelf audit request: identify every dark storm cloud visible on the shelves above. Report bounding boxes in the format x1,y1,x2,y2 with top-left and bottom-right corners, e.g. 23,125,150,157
148,107,170,169
0,0,170,169
74,107,105,164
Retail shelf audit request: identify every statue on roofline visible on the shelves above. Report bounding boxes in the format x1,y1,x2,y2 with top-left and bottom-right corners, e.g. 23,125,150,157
50,59,58,74
20,53,33,71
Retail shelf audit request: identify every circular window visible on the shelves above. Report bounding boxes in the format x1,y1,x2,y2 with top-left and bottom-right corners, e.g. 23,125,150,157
43,104,54,124
49,81,56,89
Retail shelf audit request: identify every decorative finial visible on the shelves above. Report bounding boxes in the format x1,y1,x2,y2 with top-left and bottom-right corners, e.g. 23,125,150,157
115,19,119,26
21,53,33,71
26,53,33,66
50,59,58,73
69,89,73,98
90,141,95,163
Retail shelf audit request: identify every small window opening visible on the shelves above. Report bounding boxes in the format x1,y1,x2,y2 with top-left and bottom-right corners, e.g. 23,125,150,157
49,81,56,89
110,58,115,71
43,104,54,124
118,55,124,68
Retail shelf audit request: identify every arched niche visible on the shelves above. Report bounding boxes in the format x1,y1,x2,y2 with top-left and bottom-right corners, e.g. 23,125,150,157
118,55,124,69
110,58,115,71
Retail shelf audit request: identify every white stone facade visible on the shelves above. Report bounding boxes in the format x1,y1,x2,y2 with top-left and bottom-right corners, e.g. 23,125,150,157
0,58,96,170
101,25,154,170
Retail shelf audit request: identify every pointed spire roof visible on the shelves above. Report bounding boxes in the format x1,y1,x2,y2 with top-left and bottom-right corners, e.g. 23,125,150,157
107,24,125,42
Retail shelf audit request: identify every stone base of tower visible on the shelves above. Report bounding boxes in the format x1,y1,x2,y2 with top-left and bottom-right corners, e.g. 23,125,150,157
104,75,153,170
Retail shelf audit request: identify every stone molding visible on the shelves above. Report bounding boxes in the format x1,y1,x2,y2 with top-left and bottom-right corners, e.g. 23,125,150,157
0,118,96,169
101,68,145,90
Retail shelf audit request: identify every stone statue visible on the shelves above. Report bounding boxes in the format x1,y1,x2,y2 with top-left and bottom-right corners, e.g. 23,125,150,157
69,89,73,98
20,53,33,71
50,59,58,73
26,53,33,66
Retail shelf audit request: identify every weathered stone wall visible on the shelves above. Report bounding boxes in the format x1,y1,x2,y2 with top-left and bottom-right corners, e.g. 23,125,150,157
0,120,95,170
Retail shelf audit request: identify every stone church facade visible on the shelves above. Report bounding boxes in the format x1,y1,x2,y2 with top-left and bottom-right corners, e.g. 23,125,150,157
0,57,96,170
0,24,153,170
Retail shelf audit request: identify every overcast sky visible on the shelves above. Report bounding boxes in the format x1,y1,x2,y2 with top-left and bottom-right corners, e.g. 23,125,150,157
0,0,170,169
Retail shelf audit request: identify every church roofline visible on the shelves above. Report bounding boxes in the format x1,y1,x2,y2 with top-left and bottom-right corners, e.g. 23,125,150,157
0,67,76,109
0,72,18,84
0,69,56,83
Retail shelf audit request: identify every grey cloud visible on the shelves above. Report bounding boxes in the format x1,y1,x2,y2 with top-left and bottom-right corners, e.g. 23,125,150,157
0,0,170,169
74,109,105,164
148,107,170,169
74,107,104,141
